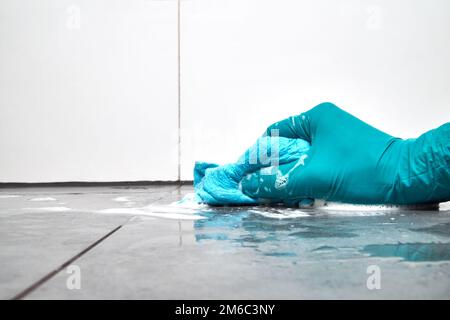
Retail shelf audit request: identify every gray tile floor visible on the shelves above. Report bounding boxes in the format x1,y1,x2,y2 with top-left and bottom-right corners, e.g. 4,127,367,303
1,185,450,299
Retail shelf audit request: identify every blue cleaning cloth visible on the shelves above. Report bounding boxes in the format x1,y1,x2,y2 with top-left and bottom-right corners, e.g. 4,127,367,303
193,136,310,205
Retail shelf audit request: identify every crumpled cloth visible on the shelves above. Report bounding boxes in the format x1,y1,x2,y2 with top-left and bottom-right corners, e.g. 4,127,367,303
193,136,310,206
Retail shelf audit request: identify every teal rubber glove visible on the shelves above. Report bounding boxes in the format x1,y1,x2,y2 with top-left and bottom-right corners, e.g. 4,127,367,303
241,102,450,205
193,136,310,205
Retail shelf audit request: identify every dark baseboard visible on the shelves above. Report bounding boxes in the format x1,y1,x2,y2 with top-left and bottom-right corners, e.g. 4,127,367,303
0,181,194,188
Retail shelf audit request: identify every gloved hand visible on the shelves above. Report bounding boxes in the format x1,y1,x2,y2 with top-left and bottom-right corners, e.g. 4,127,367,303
241,102,450,205
193,136,310,206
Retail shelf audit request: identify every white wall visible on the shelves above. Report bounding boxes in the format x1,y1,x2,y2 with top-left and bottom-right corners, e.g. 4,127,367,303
1,0,450,182
0,0,178,182
180,0,450,179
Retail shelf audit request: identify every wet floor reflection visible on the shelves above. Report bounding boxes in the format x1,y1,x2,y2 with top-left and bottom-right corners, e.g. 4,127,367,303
193,208,362,257
412,222,450,238
192,207,450,262
361,242,450,262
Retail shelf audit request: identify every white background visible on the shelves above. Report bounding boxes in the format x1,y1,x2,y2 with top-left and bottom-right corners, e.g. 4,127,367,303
1,0,450,182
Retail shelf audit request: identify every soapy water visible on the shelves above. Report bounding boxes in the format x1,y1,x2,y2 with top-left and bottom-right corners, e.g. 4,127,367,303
95,193,445,221
97,207,207,220
113,196,131,202
97,194,210,220
29,197,57,202
7,191,449,264
22,206,72,212
14,191,446,222
170,193,443,219
361,242,450,262
188,197,450,262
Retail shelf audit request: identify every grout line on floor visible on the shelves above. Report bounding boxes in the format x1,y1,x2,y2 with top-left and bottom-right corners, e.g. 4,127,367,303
10,184,186,299
11,224,124,300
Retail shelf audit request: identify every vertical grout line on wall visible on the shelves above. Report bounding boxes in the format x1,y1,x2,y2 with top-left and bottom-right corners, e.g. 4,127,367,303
177,0,181,182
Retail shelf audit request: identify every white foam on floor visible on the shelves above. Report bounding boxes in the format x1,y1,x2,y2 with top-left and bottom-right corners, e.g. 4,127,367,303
171,193,209,210
97,193,209,220
146,205,204,214
97,207,206,220
319,202,426,211
170,194,390,219
316,209,386,216
247,207,389,219
23,206,72,212
163,192,446,220
249,209,310,219
113,196,130,202
314,201,441,214
439,201,450,211
0,195,22,199
98,208,146,215
29,197,56,201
